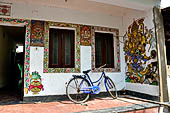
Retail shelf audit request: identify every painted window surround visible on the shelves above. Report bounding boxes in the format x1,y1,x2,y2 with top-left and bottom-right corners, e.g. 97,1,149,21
43,22,81,73
92,26,120,72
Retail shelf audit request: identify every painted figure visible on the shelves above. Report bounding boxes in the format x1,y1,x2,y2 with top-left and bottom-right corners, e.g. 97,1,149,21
31,20,44,46
29,71,44,94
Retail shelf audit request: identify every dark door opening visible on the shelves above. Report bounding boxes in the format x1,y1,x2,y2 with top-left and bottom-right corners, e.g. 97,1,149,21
162,8,170,65
0,25,25,104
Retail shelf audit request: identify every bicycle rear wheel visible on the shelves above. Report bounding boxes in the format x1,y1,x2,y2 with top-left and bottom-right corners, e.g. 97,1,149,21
66,77,90,103
105,77,117,99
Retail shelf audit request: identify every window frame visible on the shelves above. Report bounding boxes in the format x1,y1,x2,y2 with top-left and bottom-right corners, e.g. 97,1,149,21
95,32,114,68
43,22,80,73
49,27,75,68
91,27,120,72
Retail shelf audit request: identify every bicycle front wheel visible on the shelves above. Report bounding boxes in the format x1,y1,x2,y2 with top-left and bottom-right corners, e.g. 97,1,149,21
66,77,90,103
105,77,117,99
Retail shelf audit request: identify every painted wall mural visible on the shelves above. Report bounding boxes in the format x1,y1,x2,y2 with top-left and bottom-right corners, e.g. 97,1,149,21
30,20,44,47
91,26,120,72
0,17,31,94
0,4,11,16
124,18,158,85
80,25,91,46
29,71,44,94
43,22,81,73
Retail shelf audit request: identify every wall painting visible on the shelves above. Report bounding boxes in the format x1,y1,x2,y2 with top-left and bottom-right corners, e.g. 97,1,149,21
31,20,44,46
0,3,11,16
124,18,158,85
29,71,44,94
80,25,91,46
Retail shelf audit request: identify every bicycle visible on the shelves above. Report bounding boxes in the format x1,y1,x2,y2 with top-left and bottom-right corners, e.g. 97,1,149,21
66,64,117,104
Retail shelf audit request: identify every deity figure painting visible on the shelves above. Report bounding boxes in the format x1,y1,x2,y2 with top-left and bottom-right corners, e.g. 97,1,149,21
124,18,158,85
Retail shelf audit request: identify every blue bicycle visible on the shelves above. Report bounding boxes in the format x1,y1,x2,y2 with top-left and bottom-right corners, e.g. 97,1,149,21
66,64,117,103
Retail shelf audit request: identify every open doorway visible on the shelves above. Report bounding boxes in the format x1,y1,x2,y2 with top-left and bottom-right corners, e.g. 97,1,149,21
162,8,170,65
0,25,25,103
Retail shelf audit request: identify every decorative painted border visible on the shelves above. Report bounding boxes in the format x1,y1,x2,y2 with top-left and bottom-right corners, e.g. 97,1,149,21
0,17,31,94
91,26,120,72
43,22,81,73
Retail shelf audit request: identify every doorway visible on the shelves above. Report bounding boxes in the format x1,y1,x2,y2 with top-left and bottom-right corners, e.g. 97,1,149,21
162,8,170,65
0,25,25,104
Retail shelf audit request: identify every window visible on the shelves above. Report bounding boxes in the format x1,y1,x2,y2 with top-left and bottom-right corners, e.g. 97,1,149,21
95,32,114,68
49,28,75,68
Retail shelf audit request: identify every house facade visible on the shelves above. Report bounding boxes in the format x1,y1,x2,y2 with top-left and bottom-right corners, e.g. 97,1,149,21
0,0,166,101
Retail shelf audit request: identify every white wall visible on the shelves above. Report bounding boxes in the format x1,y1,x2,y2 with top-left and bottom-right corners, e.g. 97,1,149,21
0,1,158,96
126,83,159,96
11,2,121,28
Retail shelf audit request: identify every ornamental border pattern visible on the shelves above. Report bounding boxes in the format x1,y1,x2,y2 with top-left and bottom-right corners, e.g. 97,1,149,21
0,17,31,93
91,26,120,72
43,22,81,73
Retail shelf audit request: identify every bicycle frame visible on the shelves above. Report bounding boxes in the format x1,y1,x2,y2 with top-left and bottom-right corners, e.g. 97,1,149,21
75,71,107,94
84,71,106,87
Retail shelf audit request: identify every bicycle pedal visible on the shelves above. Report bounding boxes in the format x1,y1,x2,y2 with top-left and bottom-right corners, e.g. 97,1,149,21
81,103,88,106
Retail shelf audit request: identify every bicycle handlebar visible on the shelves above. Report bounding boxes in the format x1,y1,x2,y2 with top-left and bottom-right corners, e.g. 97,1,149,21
98,64,106,70
90,64,107,72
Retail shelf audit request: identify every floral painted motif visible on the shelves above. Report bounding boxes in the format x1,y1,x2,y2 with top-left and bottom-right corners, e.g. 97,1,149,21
43,22,81,73
0,17,31,94
91,26,120,72
124,18,158,85
29,71,44,94
80,25,91,46
0,4,11,16
31,20,44,46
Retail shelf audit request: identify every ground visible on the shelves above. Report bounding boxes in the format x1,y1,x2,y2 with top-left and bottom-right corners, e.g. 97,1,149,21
0,97,159,113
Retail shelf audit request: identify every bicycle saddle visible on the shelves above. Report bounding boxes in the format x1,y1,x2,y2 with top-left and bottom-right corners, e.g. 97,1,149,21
83,69,91,74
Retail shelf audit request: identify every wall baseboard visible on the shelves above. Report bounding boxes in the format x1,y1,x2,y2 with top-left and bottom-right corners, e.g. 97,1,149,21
126,90,159,101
